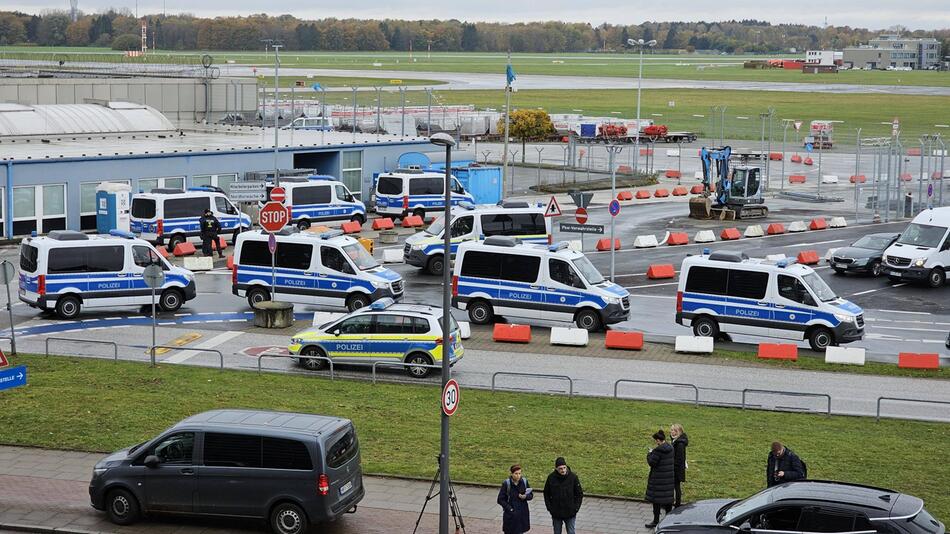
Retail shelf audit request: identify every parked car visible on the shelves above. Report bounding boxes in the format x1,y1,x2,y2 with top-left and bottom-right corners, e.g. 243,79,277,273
829,232,900,276
656,480,944,534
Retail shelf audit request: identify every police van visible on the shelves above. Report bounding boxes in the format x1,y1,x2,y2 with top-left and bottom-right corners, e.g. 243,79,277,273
452,237,630,331
882,206,950,287
288,298,463,378
130,187,252,252
373,168,475,219
18,230,196,319
404,201,552,275
232,229,403,311
262,176,366,229
676,251,864,351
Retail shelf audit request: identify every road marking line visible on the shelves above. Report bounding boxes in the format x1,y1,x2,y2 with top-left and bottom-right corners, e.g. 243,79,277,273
624,282,680,289
878,309,932,316
871,326,947,333
850,282,906,296
788,239,846,247
164,331,244,364
631,295,676,300
149,332,202,355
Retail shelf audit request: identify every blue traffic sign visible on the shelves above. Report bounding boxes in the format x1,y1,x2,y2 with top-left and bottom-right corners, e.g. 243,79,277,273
0,365,26,392
805,143,814,152
928,184,934,197
608,199,621,217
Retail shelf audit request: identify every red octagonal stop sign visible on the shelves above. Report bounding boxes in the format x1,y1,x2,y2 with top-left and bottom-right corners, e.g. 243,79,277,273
259,201,290,233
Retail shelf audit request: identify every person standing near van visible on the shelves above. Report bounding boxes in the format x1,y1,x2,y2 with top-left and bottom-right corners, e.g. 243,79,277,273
645,430,675,528
670,424,689,508
498,464,533,534
767,442,806,487
543,457,583,534
199,208,223,258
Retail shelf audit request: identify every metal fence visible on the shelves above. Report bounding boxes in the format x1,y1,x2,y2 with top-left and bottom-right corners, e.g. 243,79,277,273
876,397,950,422
491,372,574,398
45,337,118,361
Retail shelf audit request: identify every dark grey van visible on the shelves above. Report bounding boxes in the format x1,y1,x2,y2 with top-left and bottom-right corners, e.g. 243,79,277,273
89,409,363,534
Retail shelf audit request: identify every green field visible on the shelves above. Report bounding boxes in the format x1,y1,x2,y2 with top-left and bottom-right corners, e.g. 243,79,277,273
2,354,948,520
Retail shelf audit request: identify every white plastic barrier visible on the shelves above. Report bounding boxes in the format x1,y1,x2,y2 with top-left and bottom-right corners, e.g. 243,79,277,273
821,175,839,184
382,248,404,263
312,311,345,326
675,335,714,354
744,225,765,238
694,171,704,180
183,256,214,271
634,234,659,248
458,321,471,340
550,327,589,347
788,220,808,233
666,148,680,157
694,230,716,243
829,216,847,228
824,346,866,366
766,254,787,261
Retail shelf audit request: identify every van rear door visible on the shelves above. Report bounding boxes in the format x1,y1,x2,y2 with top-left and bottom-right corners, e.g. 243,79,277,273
322,424,362,514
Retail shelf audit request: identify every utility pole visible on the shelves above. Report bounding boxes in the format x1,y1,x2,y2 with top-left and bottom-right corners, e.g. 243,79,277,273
502,51,513,194
261,39,283,187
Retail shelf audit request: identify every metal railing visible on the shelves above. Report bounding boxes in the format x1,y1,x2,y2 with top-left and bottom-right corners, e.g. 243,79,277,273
372,361,442,385
742,389,831,415
149,346,224,369
257,352,334,380
614,379,699,407
876,397,950,422
491,372,574,398
0,335,15,355
45,337,118,361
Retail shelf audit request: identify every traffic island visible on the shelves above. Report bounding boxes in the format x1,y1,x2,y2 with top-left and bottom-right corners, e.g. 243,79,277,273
252,301,294,328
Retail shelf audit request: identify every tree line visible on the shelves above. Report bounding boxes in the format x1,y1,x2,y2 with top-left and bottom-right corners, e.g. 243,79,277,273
0,10,947,55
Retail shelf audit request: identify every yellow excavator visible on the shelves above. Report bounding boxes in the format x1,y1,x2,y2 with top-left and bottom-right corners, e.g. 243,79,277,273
688,146,769,220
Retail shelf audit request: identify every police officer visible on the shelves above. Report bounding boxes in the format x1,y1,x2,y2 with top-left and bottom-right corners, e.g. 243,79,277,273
199,208,223,258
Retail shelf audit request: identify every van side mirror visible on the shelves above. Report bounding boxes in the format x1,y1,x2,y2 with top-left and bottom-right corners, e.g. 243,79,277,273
144,455,160,468
332,329,341,337
345,194,354,203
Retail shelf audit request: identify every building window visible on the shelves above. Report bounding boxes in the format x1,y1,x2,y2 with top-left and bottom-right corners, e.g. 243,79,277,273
192,173,237,194
137,176,184,193
80,181,130,231
13,184,67,236
341,150,363,198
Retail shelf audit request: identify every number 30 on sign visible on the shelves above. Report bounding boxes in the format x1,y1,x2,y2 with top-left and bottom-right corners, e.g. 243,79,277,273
442,379,460,416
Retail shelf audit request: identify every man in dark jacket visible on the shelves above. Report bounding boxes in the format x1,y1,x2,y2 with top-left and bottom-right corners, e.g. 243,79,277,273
670,424,689,507
543,457,583,534
198,209,223,258
767,441,806,487
498,464,533,534
645,430,675,528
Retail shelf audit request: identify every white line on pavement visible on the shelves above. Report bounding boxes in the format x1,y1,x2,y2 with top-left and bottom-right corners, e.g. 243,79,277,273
786,239,846,248
164,331,245,364
625,282,679,289
871,325,948,334
631,295,676,300
878,309,932,316
851,283,906,296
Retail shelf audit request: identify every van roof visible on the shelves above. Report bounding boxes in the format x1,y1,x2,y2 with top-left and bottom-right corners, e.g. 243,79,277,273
910,206,950,226
24,232,151,248
134,189,223,199
237,229,357,247
378,169,446,178
446,203,545,216
175,409,348,437
459,239,582,259
353,302,443,317
682,252,814,275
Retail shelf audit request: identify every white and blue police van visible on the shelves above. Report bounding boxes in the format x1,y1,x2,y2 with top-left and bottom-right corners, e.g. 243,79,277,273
130,187,252,252
18,230,196,319
676,250,865,351
452,237,630,331
262,176,366,230
373,168,475,219
232,229,403,311
404,201,552,275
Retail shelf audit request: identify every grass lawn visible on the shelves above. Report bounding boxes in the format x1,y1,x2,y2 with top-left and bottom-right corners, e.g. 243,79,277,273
713,349,948,379
1,354,948,520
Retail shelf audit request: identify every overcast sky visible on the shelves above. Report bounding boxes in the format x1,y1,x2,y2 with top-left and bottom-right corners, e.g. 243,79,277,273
13,0,950,31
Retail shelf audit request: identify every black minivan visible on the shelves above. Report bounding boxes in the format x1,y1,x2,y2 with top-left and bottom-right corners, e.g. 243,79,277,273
89,409,363,534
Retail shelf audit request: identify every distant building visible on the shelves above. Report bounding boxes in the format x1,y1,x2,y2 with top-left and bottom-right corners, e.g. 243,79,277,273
805,50,842,66
843,34,942,70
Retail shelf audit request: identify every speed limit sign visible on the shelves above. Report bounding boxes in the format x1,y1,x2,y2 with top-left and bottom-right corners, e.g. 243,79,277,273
442,379,460,416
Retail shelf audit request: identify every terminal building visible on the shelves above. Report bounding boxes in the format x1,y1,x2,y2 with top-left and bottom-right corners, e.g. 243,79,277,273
843,35,943,70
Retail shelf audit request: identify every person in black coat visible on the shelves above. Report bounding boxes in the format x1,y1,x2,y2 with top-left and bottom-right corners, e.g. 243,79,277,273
767,442,806,487
198,209,223,258
543,457,583,534
670,424,689,507
498,464,533,534
645,429,675,528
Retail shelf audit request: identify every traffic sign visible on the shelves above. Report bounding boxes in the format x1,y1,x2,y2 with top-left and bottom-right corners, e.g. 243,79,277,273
0,261,14,285
575,207,588,224
268,232,277,254
270,186,287,204
805,143,814,153
560,223,604,234
793,121,803,132
0,349,7,368
260,201,290,233
928,184,934,197
0,365,26,392
143,264,165,289
545,196,562,218
228,181,266,202
608,199,621,217
442,379,460,416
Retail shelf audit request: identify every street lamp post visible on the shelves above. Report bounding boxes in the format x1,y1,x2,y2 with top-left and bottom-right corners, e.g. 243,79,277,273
606,144,623,281
261,39,282,186
429,132,456,534
780,119,793,192
627,38,657,176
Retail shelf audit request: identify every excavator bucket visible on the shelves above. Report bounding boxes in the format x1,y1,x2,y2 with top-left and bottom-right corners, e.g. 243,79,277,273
688,196,713,219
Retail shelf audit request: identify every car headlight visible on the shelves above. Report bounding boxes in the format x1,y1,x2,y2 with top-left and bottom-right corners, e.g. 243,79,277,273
882,254,889,263
372,281,390,289
290,337,302,345
606,297,621,305
913,257,927,267
833,313,855,324
411,243,425,251
93,467,108,477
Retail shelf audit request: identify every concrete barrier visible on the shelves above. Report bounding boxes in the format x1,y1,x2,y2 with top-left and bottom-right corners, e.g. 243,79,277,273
493,324,531,343
825,346,865,366
766,223,786,235
605,330,644,350
790,154,803,163
617,191,634,201
900,173,913,182
769,152,783,161
654,188,670,198
639,148,653,156
313,311,345,326
694,230,716,243
664,170,681,179
401,215,424,228
821,175,839,184
666,148,680,157
675,336,714,354
634,234,659,248
720,228,741,240
372,218,395,231
898,352,939,369
647,264,676,279
788,175,806,184
829,217,847,228
803,157,814,166
635,190,651,199
744,225,765,238
341,221,362,234
689,184,705,194
382,248,404,263
596,238,621,251
850,175,867,183
757,343,798,361
667,232,689,246
672,186,689,196
550,327,589,347
765,254,787,261
173,241,197,256
458,321,471,340
183,256,213,271
809,218,827,230
797,250,820,265
226,254,234,269
788,220,808,233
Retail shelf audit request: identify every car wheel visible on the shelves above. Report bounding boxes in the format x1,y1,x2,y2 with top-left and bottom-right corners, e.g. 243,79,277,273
346,293,370,312
808,327,834,352
869,261,883,277
299,346,327,371
927,267,945,288
350,213,366,226
269,502,309,534
575,309,602,332
297,219,311,231
247,287,270,308
106,489,141,526
166,234,185,254
55,295,81,320
405,353,433,378
426,254,445,276
159,289,184,312
692,316,719,338
467,300,493,325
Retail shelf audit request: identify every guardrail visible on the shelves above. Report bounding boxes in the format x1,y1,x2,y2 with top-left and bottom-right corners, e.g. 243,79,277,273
45,337,118,361
876,397,950,422
491,372,574,398
371,361,441,385
742,388,831,416
0,335,15,355
614,379,699,407
149,346,223,369
257,352,334,380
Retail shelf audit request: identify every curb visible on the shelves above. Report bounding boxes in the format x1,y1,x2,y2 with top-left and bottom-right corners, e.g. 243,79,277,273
0,523,97,534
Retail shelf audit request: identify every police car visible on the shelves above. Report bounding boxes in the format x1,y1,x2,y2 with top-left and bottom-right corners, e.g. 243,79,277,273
288,298,464,378
263,176,366,229
373,168,475,219
232,229,403,311
676,250,864,351
404,201,551,275
19,230,196,319
130,187,252,251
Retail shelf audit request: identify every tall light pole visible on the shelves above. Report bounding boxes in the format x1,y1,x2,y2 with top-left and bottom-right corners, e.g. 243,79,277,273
628,38,657,175
429,132,456,534
262,39,283,186
606,144,623,281
780,119,793,192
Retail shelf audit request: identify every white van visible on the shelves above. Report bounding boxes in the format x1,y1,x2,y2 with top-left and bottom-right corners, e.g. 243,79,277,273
452,237,630,331
18,230,196,319
404,201,552,275
373,168,475,219
232,229,403,311
676,251,864,351
285,116,333,131
882,207,950,287
263,176,366,229
130,187,252,252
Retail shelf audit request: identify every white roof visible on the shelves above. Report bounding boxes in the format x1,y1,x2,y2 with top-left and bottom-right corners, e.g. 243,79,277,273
0,102,174,137
911,206,950,225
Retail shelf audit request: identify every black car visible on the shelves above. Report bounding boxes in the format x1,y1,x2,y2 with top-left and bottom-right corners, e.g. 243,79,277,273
657,481,944,534
829,233,900,276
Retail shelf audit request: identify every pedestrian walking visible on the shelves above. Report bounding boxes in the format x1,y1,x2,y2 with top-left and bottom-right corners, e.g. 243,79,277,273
543,457,583,534
199,209,223,258
767,441,806,487
670,424,689,508
498,464,533,534
645,429,675,528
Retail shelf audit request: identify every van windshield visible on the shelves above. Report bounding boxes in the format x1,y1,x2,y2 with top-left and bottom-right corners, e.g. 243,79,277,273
343,243,379,270
426,215,446,236
802,272,837,302
897,223,946,248
572,256,604,285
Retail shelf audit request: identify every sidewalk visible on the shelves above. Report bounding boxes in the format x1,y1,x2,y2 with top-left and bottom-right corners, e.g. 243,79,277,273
0,445,654,534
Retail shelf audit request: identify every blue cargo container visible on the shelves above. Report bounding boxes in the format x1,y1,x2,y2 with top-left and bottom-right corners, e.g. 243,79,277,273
452,165,502,205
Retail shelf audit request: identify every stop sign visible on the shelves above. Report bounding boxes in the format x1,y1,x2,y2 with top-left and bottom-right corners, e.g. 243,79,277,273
259,201,290,233
270,186,286,203
575,207,588,224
